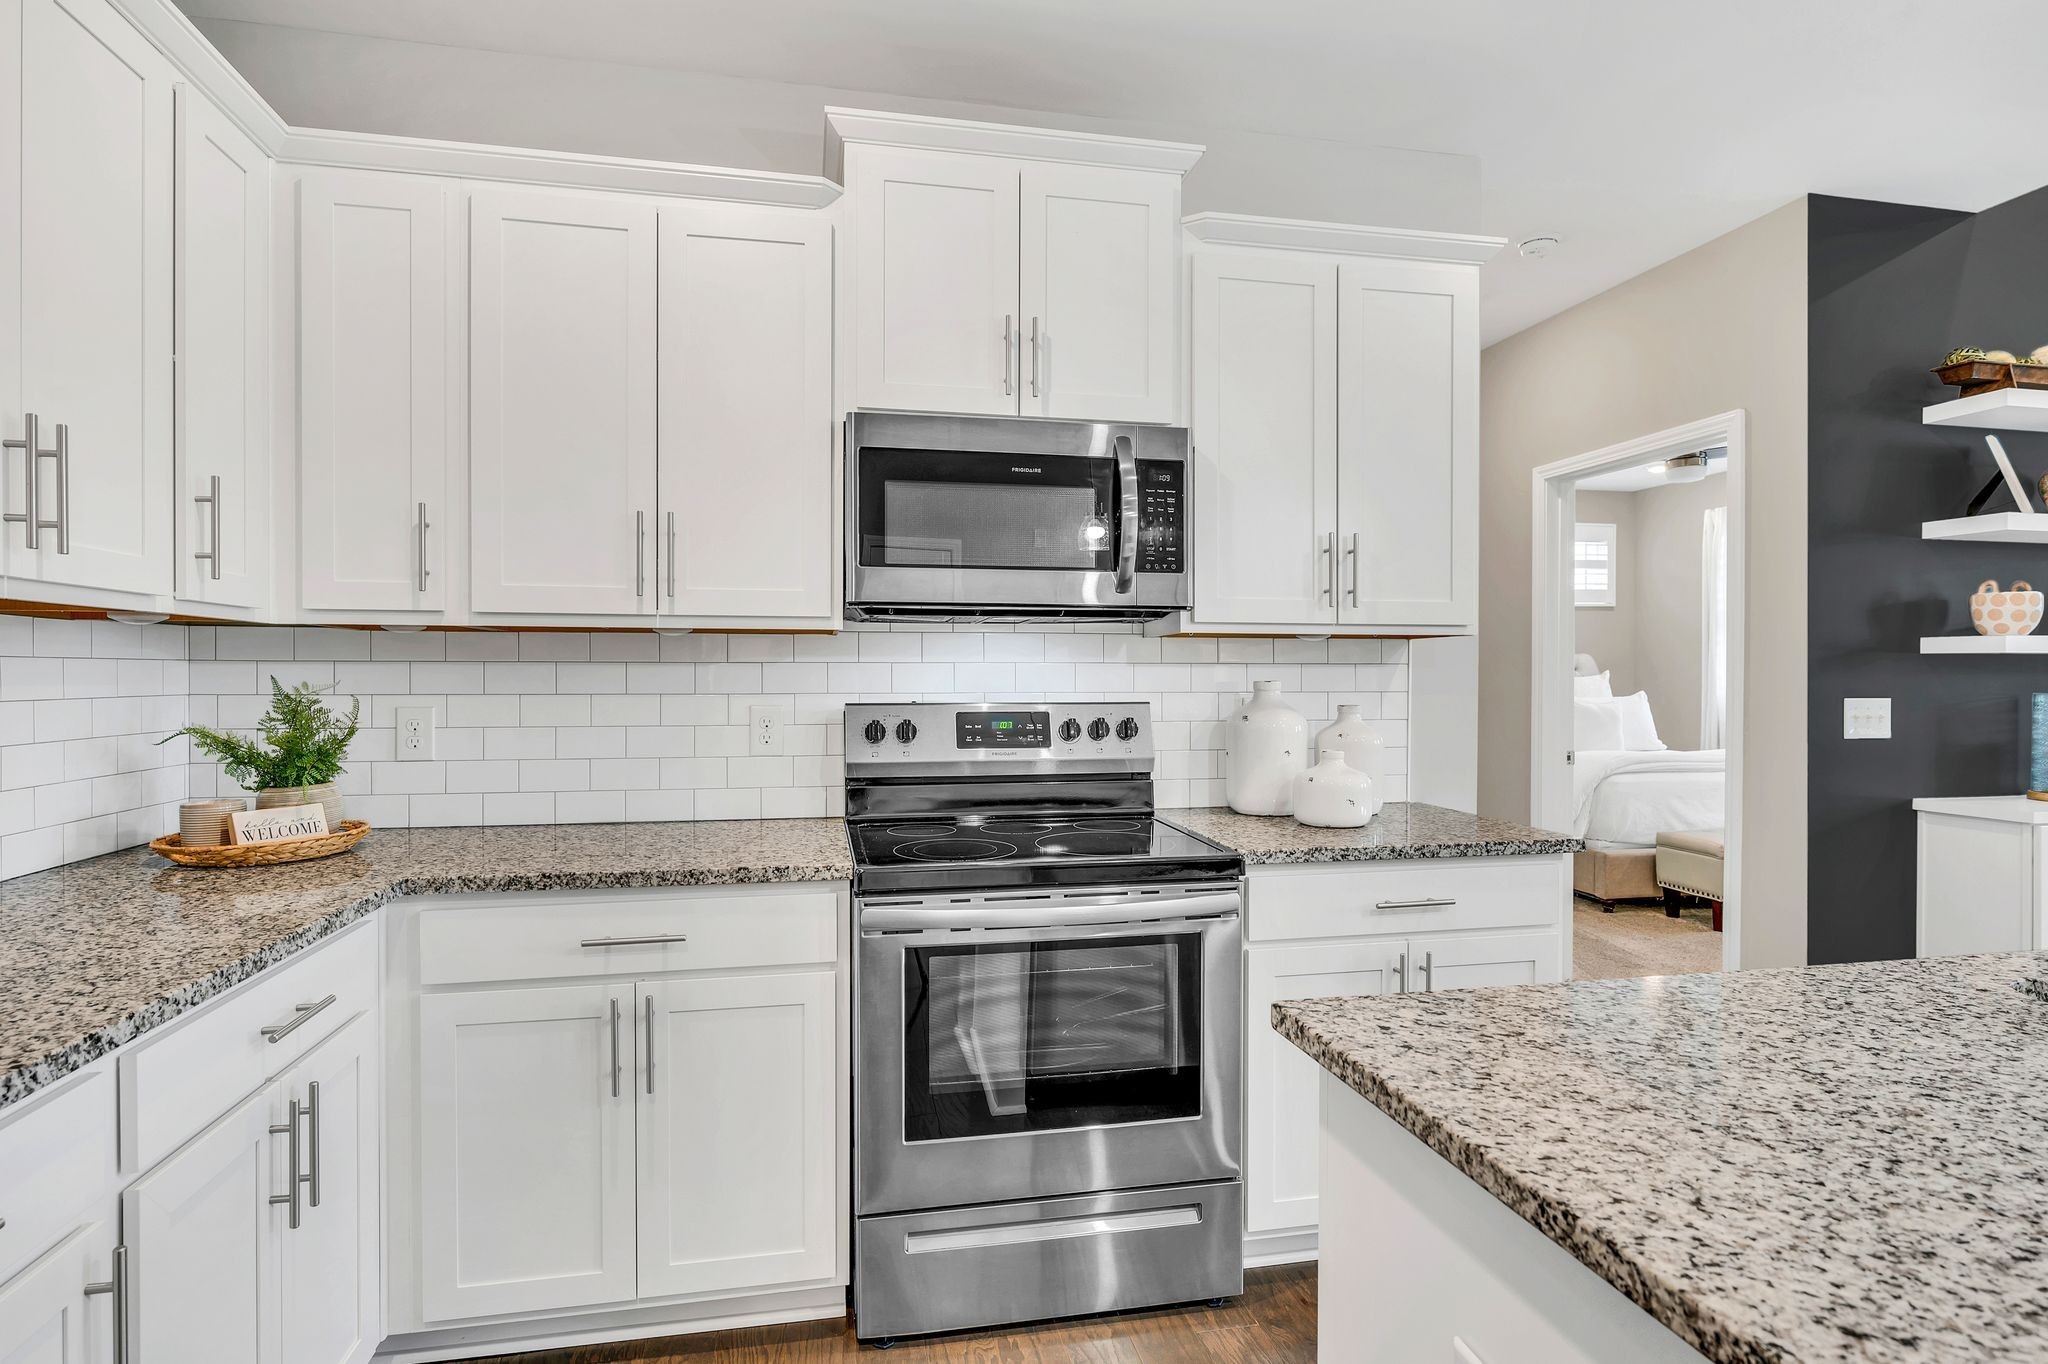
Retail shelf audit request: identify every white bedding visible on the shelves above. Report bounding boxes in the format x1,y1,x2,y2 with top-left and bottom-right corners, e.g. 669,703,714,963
1572,748,1725,847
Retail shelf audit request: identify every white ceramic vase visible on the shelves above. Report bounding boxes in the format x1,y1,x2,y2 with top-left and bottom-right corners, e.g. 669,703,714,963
1226,680,1310,816
1315,704,1386,815
1291,748,1374,828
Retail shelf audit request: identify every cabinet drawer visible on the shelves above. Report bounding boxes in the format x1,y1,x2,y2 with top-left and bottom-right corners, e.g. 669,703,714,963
1248,858,1564,943
121,920,375,1174
0,1065,116,1282
417,886,840,986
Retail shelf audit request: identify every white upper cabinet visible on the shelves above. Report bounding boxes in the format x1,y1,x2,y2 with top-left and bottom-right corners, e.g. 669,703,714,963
848,147,1019,417
1189,251,1337,626
468,189,657,616
1018,163,1179,423
2,0,175,599
174,86,270,611
657,203,834,621
1336,259,1478,630
832,109,1197,425
1176,215,1501,636
296,170,447,614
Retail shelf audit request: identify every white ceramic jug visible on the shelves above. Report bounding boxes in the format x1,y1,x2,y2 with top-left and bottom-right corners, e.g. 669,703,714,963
1315,704,1386,815
1292,747,1374,828
1225,680,1309,816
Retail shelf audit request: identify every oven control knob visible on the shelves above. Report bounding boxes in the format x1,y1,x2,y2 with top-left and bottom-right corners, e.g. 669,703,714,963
1117,717,1141,742
894,719,918,744
863,720,888,746
1087,717,1111,742
1058,718,1082,743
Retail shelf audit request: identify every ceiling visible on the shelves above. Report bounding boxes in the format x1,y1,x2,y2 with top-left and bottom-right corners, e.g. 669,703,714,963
179,0,2048,342
1578,451,1728,493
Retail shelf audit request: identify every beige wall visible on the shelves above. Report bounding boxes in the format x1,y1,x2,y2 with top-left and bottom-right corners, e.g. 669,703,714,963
1479,198,1808,969
1571,490,1640,696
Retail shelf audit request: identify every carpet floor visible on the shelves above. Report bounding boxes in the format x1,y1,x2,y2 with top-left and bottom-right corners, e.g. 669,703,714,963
1573,899,1723,980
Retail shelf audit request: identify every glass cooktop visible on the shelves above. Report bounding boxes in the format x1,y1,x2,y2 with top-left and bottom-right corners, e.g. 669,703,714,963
847,813,1239,891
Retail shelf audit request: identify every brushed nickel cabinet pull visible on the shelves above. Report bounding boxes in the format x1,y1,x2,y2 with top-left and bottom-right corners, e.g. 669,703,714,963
260,994,336,1043
579,933,689,948
1346,532,1359,606
609,996,621,1099
644,994,656,1096
1029,315,1041,398
268,1097,304,1229
83,1244,128,1364
1423,950,1435,991
193,474,221,579
303,1080,321,1208
666,510,676,601
3,414,62,550
1374,897,1456,911
1003,315,1014,397
635,511,646,599
417,502,431,593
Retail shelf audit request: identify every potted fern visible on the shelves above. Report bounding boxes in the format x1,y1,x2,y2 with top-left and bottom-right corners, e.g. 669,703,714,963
165,677,361,829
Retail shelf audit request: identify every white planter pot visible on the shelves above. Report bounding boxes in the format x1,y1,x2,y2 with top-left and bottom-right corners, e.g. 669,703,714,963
1315,704,1386,815
1292,748,1374,828
1225,680,1309,816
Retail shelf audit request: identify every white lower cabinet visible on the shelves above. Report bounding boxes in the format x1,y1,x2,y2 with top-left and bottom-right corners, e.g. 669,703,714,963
416,983,639,1321
125,1011,378,1364
0,1218,118,1364
1241,857,1570,1260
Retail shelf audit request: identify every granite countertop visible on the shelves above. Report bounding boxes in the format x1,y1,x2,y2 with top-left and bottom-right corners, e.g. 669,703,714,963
1273,954,2048,1364
1170,801,1579,862
0,819,852,1113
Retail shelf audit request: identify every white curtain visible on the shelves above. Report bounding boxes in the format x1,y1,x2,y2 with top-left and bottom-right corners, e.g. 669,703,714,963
1699,506,1729,748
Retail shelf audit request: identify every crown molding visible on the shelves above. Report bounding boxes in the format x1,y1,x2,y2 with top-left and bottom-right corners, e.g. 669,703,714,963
1183,212,1506,265
825,106,1204,179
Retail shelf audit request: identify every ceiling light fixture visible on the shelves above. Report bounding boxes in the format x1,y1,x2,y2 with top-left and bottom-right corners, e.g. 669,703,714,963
1518,235,1561,259
1661,452,1713,483
106,611,169,625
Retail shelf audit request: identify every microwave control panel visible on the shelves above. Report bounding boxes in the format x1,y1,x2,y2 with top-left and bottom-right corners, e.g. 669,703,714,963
1135,461,1184,574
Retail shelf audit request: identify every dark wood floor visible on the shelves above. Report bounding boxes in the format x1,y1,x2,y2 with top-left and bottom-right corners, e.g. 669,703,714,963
461,1264,1316,1364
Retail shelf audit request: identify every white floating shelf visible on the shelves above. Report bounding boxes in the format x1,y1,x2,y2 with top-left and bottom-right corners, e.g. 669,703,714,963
1923,512,2048,543
1921,635,2048,654
1924,389,2048,432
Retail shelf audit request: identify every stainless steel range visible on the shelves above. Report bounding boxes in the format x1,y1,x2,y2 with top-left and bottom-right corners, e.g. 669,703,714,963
845,701,1245,1344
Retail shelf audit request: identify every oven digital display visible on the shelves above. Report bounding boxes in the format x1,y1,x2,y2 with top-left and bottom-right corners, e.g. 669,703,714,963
956,710,1051,748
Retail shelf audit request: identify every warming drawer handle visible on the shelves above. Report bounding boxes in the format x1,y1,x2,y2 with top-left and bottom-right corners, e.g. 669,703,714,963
860,889,1241,933
905,1204,1201,1255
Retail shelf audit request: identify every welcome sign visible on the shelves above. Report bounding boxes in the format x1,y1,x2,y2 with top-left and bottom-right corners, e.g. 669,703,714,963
228,804,331,846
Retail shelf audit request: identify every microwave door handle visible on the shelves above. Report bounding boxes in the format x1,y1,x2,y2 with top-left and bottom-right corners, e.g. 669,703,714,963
1113,434,1138,595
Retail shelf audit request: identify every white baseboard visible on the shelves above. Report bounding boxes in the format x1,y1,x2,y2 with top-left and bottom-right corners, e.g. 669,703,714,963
373,1286,848,1362
1244,1228,1319,1268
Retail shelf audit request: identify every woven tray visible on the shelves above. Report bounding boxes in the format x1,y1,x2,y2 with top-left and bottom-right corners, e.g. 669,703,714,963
150,820,370,868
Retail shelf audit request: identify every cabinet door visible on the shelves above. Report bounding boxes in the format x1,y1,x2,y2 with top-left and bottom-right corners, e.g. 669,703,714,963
1417,933,1560,993
123,1085,278,1364
636,972,836,1299
1189,252,1337,626
469,190,656,615
297,170,447,613
1018,164,1178,423
1336,259,1478,629
850,147,1019,416
1243,940,1405,1235
16,0,174,596
1236,933,1400,1228
0,1219,117,1364
417,984,636,1321
174,87,269,610
278,1014,376,1364
657,203,833,620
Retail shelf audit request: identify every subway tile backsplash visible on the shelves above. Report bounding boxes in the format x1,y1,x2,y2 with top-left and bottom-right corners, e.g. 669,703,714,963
186,624,1411,831
0,615,1409,876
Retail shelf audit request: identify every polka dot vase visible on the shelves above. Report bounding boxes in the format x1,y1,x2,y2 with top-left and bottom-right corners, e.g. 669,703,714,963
1972,579,2044,637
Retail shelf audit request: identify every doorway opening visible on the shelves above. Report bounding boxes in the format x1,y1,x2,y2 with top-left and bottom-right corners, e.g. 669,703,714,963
1530,413,1746,978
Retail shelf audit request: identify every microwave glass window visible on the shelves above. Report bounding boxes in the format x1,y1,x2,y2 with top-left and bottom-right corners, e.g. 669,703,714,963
858,448,1116,572
901,933,1203,1142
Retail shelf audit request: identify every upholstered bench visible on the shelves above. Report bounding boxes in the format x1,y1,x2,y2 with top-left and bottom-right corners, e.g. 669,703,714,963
1655,828,1724,932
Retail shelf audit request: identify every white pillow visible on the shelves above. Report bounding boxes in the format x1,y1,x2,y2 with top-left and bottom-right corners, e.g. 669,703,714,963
1573,671,1613,700
1573,698,1625,752
1613,691,1665,751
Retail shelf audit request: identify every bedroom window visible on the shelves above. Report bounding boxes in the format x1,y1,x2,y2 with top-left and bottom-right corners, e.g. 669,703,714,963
1573,523,1617,608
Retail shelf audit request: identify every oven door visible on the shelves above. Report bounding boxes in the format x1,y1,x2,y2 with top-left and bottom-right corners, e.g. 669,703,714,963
855,888,1242,1215
845,412,1189,616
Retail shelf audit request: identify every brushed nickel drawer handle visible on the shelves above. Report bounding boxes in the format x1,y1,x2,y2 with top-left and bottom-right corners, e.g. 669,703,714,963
260,994,336,1043
193,475,221,579
644,993,656,1095
83,1244,128,1364
268,1097,304,1228
609,996,621,1099
303,1080,321,1208
579,933,689,948
1373,897,1456,911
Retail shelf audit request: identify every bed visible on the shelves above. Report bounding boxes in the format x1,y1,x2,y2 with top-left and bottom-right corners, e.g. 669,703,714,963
1569,747,1725,905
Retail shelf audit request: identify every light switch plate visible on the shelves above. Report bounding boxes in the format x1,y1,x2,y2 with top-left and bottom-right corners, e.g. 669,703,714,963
396,705,436,761
1844,697,1891,740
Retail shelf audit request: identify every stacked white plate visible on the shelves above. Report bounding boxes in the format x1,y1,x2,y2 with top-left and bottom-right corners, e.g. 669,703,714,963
180,798,248,848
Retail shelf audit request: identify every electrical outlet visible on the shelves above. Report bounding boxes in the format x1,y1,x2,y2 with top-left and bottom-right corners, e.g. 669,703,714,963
750,704,784,755
1844,697,1891,740
396,705,436,761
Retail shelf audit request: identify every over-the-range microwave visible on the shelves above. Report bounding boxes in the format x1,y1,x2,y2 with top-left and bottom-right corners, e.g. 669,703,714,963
843,411,1190,623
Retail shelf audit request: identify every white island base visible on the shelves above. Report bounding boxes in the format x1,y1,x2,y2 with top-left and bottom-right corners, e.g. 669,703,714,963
1317,1072,1709,1364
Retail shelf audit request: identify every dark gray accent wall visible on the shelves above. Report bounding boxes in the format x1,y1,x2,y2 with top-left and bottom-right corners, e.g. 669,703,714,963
1808,190,2048,963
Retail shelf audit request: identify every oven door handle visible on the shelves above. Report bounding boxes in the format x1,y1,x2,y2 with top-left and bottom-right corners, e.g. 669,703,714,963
1113,433,1138,595
860,889,1240,934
